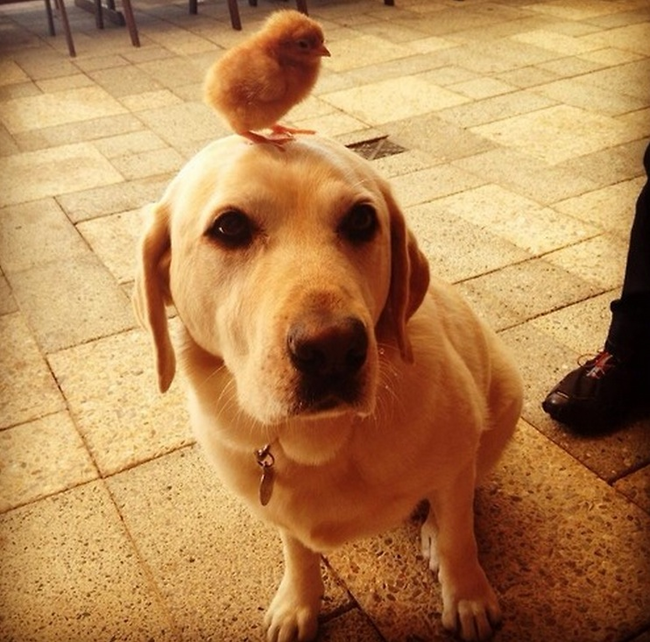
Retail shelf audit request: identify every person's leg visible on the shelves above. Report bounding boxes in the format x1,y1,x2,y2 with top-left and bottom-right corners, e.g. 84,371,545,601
542,142,650,431
605,143,650,362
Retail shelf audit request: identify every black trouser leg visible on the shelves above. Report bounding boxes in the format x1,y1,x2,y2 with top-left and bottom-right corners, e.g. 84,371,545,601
605,142,650,364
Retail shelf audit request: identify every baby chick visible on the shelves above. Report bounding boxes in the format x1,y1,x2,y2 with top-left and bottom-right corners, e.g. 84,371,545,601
204,9,330,145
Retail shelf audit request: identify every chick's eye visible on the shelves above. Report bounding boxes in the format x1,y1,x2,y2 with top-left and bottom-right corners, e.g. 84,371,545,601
206,210,254,248
339,204,378,243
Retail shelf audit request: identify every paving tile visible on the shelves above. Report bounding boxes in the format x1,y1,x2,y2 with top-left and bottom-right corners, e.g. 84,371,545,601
0,312,65,429
354,20,429,44
463,257,602,320
72,53,130,73
77,209,142,284
118,88,185,111
453,147,600,205
0,82,40,107
525,0,629,21
389,164,485,208
429,184,602,255
510,29,603,56
11,113,145,152
106,446,352,639
556,138,649,188
144,26,217,56
535,54,605,79
543,235,628,289
531,76,648,117
578,47,645,67
48,328,191,476
293,111,369,139
0,143,123,208
581,23,650,58
370,148,435,179
405,203,531,283
0,59,29,85
385,112,497,162
57,174,172,223
9,54,77,81
456,279,525,332
415,64,481,87
447,76,517,100
0,273,17,315
0,199,87,273
499,323,650,482
108,146,185,181
0,86,127,134
326,419,650,641
322,76,469,127
552,177,642,236
136,57,206,90
615,465,650,514
528,290,615,355
0,124,18,156
87,64,164,98
319,608,384,641
472,104,639,165
495,65,562,89
135,101,226,149
326,34,414,72
0,411,98,513
0,481,175,641
435,88,556,129
430,38,560,74
34,73,95,93
91,130,168,159
7,253,135,353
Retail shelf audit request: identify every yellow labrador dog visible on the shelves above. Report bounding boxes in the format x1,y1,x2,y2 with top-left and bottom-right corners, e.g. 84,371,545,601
133,134,523,642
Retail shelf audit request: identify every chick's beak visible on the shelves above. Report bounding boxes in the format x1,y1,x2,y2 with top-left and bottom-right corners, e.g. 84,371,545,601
317,44,331,57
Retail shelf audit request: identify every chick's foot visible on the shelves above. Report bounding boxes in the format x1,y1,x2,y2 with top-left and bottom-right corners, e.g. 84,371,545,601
270,124,316,136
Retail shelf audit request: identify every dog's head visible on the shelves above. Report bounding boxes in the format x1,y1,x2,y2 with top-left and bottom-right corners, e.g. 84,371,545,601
133,135,429,425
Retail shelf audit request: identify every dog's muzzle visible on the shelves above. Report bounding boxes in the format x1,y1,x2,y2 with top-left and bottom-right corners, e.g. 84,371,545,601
287,315,368,413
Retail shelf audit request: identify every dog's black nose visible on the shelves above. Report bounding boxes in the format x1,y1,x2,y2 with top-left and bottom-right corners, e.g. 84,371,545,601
287,316,368,378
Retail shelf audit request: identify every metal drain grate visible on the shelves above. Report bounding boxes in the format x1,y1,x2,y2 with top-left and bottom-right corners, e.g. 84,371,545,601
347,136,407,161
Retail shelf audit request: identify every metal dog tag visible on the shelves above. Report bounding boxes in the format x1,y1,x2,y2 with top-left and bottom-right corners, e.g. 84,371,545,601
255,444,275,507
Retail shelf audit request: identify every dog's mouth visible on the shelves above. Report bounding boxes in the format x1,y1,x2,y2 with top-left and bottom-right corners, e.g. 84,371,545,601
293,376,366,417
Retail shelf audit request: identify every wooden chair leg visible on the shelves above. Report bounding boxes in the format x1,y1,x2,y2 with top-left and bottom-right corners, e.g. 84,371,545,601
226,0,241,30
189,0,240,30
44,0,56,35
121,0,140,46
93,0,104,28
295,0,308,14
384,0,395,5
248,0,256,6
54,0,76,56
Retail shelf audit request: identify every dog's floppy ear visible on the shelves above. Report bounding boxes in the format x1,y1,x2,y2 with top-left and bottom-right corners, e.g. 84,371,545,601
132,202,176,393
381,183,430,362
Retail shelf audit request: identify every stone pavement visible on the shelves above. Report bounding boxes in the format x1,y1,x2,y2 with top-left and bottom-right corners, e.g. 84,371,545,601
0,0,649,640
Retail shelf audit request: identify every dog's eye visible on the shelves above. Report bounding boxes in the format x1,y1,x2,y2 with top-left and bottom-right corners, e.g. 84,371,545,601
206,210,254,248
339,204,378,243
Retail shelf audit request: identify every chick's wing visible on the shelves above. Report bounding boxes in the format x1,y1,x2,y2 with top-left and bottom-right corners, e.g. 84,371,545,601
230,49,288,105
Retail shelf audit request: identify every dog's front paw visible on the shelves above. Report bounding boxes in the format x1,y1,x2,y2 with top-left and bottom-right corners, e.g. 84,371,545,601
264,584,320,642
440,570,501,641
420,518,440,575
